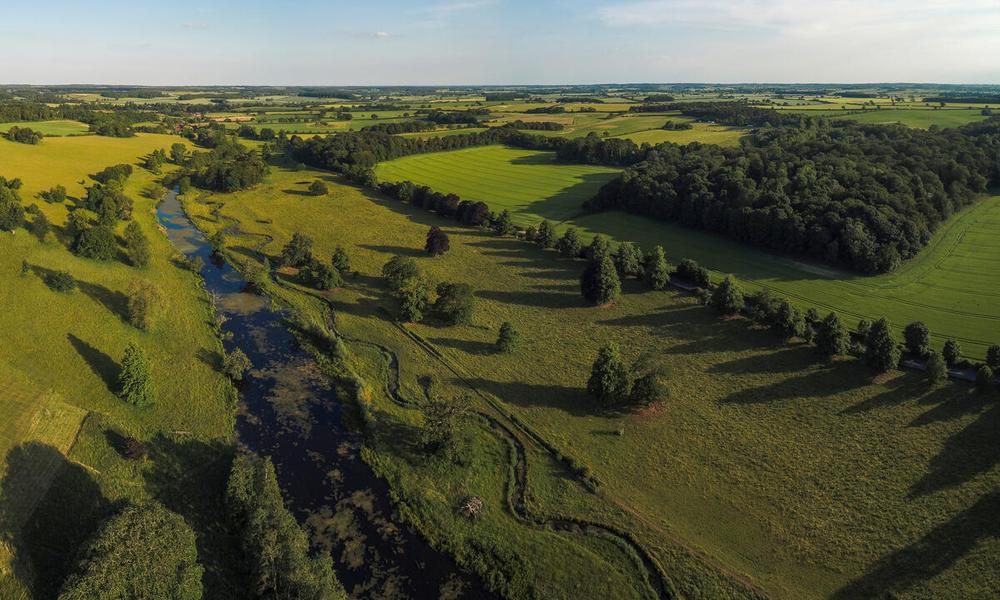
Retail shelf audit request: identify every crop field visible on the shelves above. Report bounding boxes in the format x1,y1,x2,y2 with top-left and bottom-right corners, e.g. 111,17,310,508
0,136,234,597
376,146,1000,359
375,145,620,224
185,165,1000,599
831,108,990,128
617,122,745,146
0,120,90,136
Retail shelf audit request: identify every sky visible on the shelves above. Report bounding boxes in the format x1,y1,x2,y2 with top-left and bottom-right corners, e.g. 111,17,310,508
1,0,998,85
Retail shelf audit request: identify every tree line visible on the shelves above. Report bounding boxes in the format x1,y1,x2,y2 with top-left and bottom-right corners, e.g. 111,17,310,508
588,118,1000,273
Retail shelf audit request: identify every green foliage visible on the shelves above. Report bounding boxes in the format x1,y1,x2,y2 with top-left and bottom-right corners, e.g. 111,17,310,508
986,344,1000,370
421,394,469,460
188,141,270,192
587,343,630,407
425,225,450,256
73,223,117,261
643,246,670,290
556,227,582,258
381,255,419,292
865,318,901,372
904,321,931,357
496,321,520,354
126,279,164,331
46,270,76,292
57,503,203,600
584,234,612,262
330,245,351,274
943,339,962,366
815,312,849,357
6,125,43,144
536,219,556,248
144,148,167,174
580,254,621,305
29,211,50,241
170,142,189,164
396,276,431,323
975,365,995,392
926,351,948,385
772,299,805,339
223,348,252,381
711,275,744,315
0,177,24,232
124,220,151,268
43,184,67,203
225,455,345,600
675,258,711,288
117,343,156,407
308,180,329,196
280,232,314,267
301,259,341,290
433,281,475,325
613,241,643,278
493,209,515,236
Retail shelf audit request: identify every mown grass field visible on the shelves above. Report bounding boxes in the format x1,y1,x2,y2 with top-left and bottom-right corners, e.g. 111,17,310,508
186,163,1000,599
0,135,236,598
375,146,620,225
0,120,90,136
376,146,1000,360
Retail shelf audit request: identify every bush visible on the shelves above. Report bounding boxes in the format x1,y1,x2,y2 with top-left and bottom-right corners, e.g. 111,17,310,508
331,245,351,273
556,227,583,258
309,180,329,196
301,259,341,290
943,340,962,366
865,318,901,373
279,232,313,267
47,270,76,293
587,343,629,406
904,321,930,357
536,220,556,248
711,275,744,315
117,343,155,407
223,348,252,381
122,436,148,461
43,184,67,203
675,258,710,288
975,365,995,393
926,351,948,385
496,321,520,353
126,279,164,330
643,246,670,290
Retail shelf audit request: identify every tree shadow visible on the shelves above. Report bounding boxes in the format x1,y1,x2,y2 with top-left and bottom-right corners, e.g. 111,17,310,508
67,333,118,394
427,336,497,356
476,288,582,309
719,360,865,405
358,244,424,258
0,442,112,598
142,433,245,599
462,377,591,417
281,189,316,197
909,403,999,497
196,347,223,371
708,345,827,375
831,490,1000,599
76,280,130,322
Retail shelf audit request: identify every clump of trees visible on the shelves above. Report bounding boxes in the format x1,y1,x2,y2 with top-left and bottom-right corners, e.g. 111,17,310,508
0,176,25,232
421,394,469,461
6,125,43,144
57,503,203,600
433,282,474,324
308,180,329,196
124,220,151,267
42,184,67,203
126,279,163,330
587,343,665,409
580,253,621,305
223,348,252,381
425,226,450,256
182,139,270,192
382,256,430,322
226,454,345,599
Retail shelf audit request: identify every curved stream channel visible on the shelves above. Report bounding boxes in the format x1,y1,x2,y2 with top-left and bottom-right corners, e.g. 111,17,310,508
157,190,492,598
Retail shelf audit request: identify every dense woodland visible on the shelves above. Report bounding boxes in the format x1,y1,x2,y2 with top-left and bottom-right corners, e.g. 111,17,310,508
589,118,1000,272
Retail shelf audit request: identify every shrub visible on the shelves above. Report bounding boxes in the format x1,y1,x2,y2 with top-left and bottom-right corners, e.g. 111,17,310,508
496,321,520,353
815,312,849,357
124,220,151,268
331,245,351,273
308,180,329,196
492,209,515,236
47,270,76,293
643,246,670,290
675,258,710,288
926,351,948,385
301,259,341,290
536,220,556,248
74,224,117,261
433,282,474,325
556,227,583,258
127,279,163,330
43,184,67,203
975,365,995,393
223,348,252,381
381,255,419,292
279,232,313,267
122,436,148,461
943,340,962,367
865,318,901,373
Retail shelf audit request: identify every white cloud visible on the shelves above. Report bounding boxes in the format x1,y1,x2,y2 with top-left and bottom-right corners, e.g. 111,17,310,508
374,31,391,39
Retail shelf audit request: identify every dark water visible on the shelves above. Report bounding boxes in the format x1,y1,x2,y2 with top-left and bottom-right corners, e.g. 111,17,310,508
157,190,490,599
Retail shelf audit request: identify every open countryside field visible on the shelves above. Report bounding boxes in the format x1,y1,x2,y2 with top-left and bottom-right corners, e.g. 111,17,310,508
376,146,1000,359
0,120,90,136
376,145,620,224
0,135,234,597
185,165,1000,599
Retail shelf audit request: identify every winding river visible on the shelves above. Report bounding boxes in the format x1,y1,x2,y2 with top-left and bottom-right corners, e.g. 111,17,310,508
156,190,491,598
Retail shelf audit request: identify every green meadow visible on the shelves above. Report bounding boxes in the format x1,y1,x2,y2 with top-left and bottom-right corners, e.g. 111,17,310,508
375,145,620,224
0,120,90,136
184,163,1000,599
0,135,235,597
376,146,1000,359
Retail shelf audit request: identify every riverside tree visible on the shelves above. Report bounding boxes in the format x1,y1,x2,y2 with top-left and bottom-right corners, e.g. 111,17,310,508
223,348,252,381
976,365,995,393
926,351,948,385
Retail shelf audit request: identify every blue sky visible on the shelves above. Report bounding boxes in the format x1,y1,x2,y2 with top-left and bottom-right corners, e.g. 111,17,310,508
1,0,998,85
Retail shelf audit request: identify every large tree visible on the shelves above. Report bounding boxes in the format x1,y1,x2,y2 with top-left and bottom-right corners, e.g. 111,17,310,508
903,321,931,357
643,246,670,290
587,343,630,407
57,503,203,600
711,275,744,315
580,254,621,305
425,226,450,256
865,318,901,372
815,312,849,357
118,343,155,406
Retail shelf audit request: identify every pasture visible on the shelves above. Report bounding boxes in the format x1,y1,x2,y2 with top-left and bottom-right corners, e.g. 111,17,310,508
0,120,90,136
375,145,620,224
184,165,1000,599
0,136,234,597
376,146,1000,360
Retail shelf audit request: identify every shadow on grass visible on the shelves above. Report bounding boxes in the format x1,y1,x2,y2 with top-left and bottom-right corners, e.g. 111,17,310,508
359,244,424,258
427,336,498,356
832,490,1000,599
476,288,582,309
0,442,112,598
719,359,863,405
909,403,999,497
67,333,118,394
142,434,244,599
462,377,591,417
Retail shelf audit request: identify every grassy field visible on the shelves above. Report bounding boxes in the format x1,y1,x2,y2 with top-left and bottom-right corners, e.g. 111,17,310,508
375,146,1000,360
375,146,620,225
185,162,999,599
0,135,236,598
0,120,90,136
